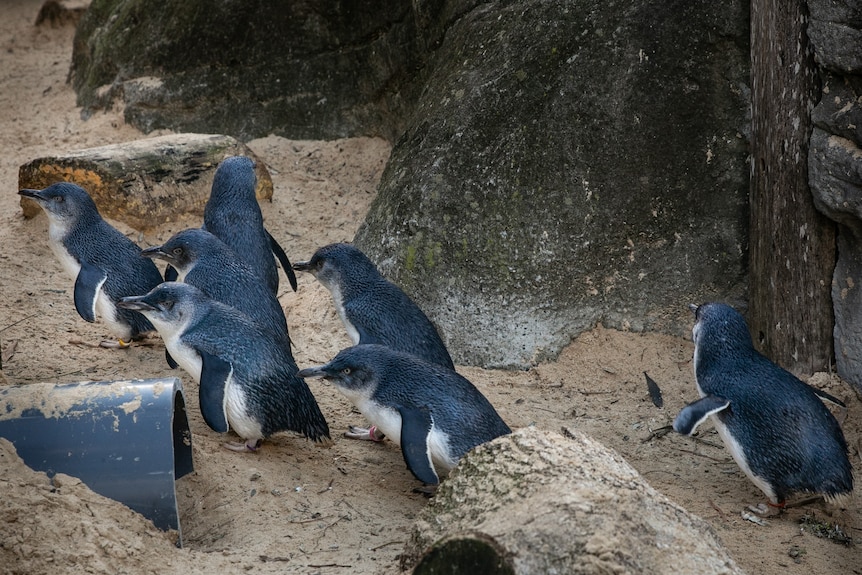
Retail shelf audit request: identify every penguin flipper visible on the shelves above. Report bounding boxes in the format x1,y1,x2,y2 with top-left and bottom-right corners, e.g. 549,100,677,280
811,386,846,409
397,405,439,485
266,229,298,292
355,324,385,346
165,349,179,369
73,260,107,323
199,351,231,433
164,264,179,282
673,396,730,436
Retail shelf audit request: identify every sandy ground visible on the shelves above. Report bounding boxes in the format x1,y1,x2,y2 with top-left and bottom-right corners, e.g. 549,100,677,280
1,1,860,573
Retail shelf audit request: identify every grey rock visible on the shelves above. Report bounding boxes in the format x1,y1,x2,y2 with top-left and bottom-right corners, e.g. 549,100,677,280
810,127,862,387
71,0,420,141
69,0,751,368
808,0,862,74
808,3,862,390
356,0,750,367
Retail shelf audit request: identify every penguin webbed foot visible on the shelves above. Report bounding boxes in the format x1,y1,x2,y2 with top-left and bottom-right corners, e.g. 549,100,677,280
742,500,784,523
345,425,386,442
748,502,776,515
741,508,770,525
223,438,263,452
98,338,132,349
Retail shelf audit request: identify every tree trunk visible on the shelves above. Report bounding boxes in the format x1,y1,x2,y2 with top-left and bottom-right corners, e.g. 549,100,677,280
18,133,272,233
748,0,836,374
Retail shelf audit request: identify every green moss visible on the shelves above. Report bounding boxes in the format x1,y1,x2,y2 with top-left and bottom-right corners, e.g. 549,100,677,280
405,243,418,271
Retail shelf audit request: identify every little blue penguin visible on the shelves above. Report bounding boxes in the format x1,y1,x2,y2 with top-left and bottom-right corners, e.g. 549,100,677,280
673,302,853,507
293,243,454,370
141,228,290,344
202,155,297,294
297,344,510,486
118,282,330,451
19,182,163,345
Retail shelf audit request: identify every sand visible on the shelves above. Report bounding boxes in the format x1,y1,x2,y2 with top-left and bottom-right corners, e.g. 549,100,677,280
0,1,859,573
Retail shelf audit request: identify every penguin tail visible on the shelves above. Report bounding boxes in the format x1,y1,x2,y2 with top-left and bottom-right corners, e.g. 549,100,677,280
823,488,854,509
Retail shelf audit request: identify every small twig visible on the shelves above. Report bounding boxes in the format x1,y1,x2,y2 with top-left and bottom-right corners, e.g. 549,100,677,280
641,425,673,443
2,339,19,364
672,447,729,463
576,389,614,396
709,499,726,518
290,515,333,525
370,540,403,551
259,555,291,563
69,339,105,349
317,478,334,494
1,313,39,332
307,564,352,569
322,515,346,534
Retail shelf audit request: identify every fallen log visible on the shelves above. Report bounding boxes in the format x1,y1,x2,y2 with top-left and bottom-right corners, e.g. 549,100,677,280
401,427,745,575
18,133,272,232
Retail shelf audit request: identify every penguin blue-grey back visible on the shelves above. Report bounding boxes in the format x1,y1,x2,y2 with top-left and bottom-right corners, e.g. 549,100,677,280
118,282,329,450
298,344,509,485
141,228,290,343
18,182,163,343
203,155,297,294
293,243,455,370
673,302,853,506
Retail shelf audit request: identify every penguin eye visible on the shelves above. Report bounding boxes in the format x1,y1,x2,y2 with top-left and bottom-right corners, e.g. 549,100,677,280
341,368,351,375
172,247,183,256
52,195,64,203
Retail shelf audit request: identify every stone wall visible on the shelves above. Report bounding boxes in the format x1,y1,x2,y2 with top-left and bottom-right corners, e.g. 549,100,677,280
808,0,862,388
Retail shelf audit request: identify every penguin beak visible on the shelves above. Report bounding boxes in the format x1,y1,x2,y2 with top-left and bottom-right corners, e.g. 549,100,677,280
296,365,330,379
117,295,158,312
688,303,699,315
140,245,173,263
292,260,314,273
18,188,46,201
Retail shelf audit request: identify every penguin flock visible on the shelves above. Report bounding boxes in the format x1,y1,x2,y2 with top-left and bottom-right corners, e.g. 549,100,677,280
19,155,855,510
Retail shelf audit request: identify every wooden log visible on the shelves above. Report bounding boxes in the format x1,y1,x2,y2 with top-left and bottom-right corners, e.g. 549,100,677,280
401,428,744,575
18,133,273,232
748,0,836,374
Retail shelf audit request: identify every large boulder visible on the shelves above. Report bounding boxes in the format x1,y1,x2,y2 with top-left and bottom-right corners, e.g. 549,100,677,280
808,0,862,390
70,0,751,368
356,0,750,367
70,0,419,141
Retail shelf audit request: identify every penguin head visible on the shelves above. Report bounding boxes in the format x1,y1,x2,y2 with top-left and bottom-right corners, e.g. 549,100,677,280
292,243,379,290
117,282,207,336
690,302,754,355
208,155,258,205
19,182,101,229
141,228,222,274
297,345,386,397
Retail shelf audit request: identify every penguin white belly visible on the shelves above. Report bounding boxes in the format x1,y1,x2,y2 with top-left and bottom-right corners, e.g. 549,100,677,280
426,428,457,472
356,398,402,442
224,379,263,440
328,283,360,344
94,289,131,341
353,394,456,472
47,237,82,282
711,416,777,502
163,335,203,383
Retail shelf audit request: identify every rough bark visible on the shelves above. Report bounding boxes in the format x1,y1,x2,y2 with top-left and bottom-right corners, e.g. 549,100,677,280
401,428,745,575
748,0,836,374
18,133,271,232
